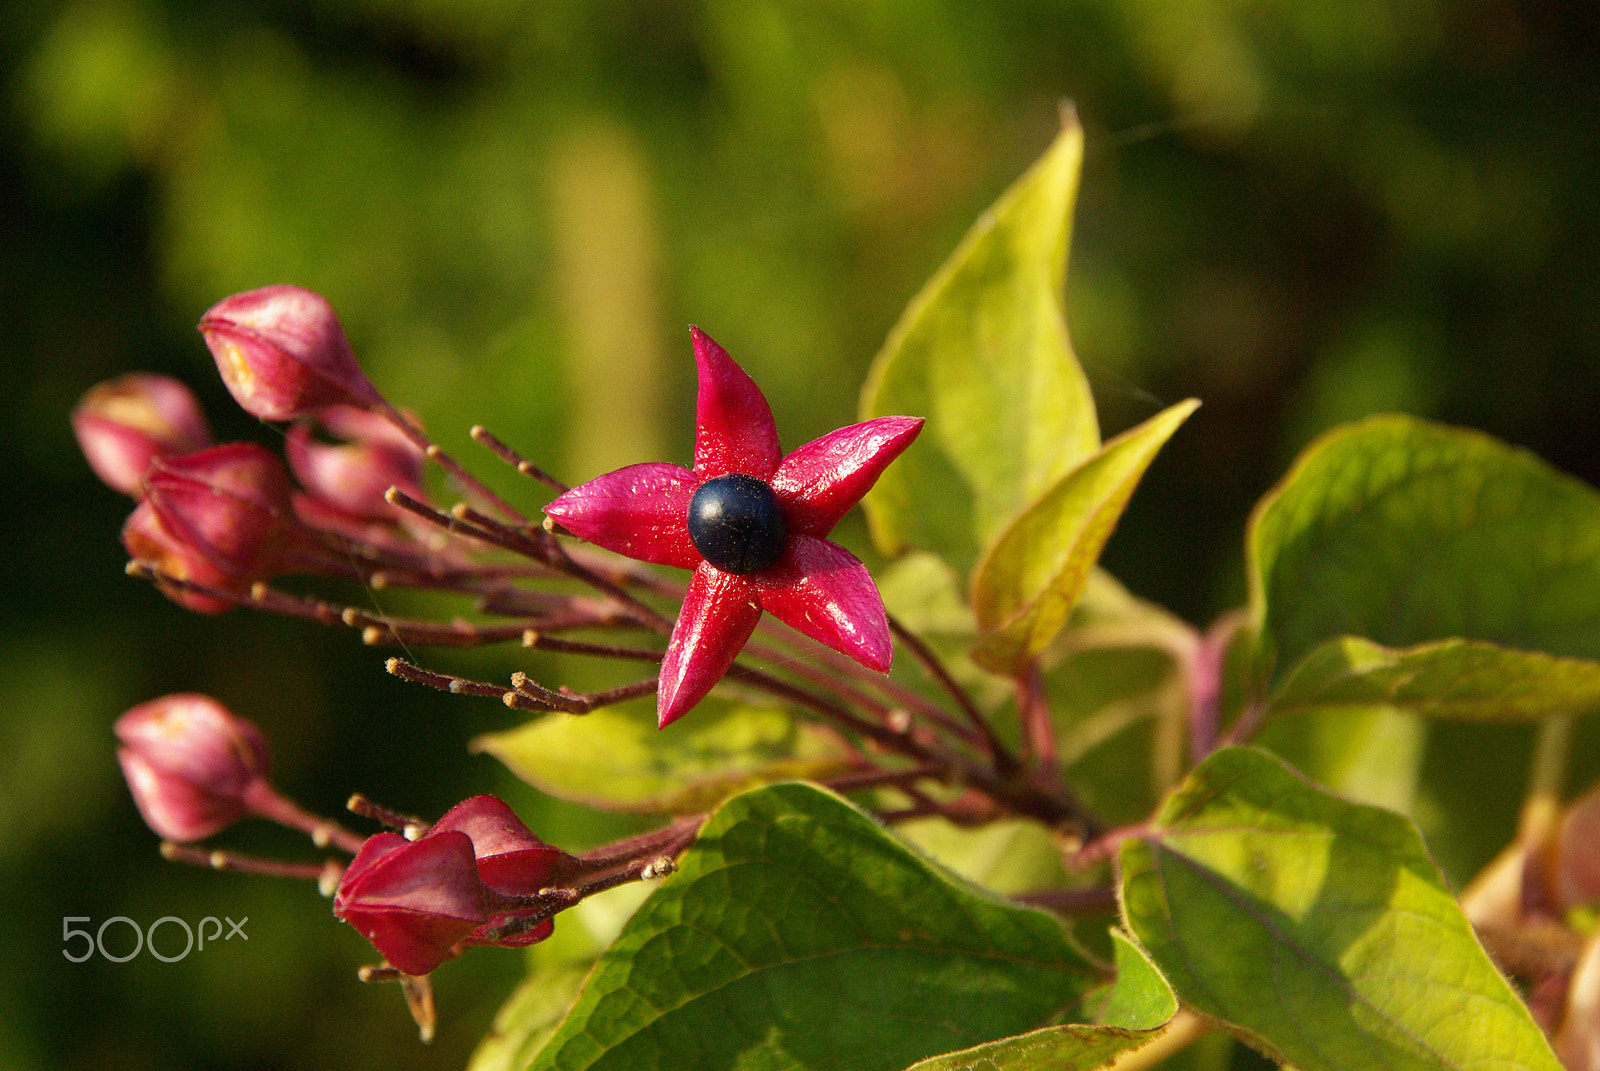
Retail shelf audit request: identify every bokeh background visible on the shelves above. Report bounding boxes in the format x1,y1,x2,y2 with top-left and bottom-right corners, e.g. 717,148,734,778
4,1,1598,1068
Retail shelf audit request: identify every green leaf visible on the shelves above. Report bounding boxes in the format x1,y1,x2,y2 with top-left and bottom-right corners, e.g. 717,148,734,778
971,399,1198,673
471,698,852,815
1248,414,1600,685
1119,746,1561,1071
531,782,1101,1071
860,110,1098,575
1253,705,1426,815
469,962,591,1071
892,817,1070,896
1272,635,1600,721
901,931,1177,1071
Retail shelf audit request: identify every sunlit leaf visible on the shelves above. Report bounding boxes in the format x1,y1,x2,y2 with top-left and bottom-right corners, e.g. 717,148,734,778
1271,635,1600,721
1248,415,1600,685
471,699,852,814
892,816,1069,896
971,399,1198,673
901,931,1177,1071
1120,746,1561,1071
530,782,1102,1071
860,110,1097,575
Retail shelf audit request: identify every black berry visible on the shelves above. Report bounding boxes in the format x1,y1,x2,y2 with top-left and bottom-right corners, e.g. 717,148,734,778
687,473,789,574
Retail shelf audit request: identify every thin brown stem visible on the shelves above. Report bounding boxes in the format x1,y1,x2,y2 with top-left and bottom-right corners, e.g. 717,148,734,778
384,487,544,560
346,610,531,648
243,782,368,853
743,633,985,750
385,657,516,701
575,816,706,870
522,632,662,661
161,842,345,890
725,662,1092,834
1014,885,1119,917
1016,662,1055,780
888,614,1015,767
506,672,658,714
539,531,675,632
379,403,528,524
346,794,430,839
471,425,570,494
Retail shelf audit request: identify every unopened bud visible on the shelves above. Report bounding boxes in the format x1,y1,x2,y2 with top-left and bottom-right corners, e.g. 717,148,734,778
73,374,213,496
199,286,383,421
115,694,272,842
333,831,488,976
121,499,242,614
143,443,301,579
285,405,425,521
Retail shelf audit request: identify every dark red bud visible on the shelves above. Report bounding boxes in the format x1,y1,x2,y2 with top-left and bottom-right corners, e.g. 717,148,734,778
428,795,572,949
199,286,383,421
73,374,214,497
143,443,301,578
333,831,489,976
121,499,244,614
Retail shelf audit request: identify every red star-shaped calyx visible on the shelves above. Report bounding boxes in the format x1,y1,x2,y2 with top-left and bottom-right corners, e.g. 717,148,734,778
545,328,922,728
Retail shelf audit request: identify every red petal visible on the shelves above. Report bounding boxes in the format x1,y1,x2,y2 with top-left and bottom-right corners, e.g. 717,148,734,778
756,536,891,672
690,327,782,481
544,463,701,569
657,563,762,727
770,416,924,537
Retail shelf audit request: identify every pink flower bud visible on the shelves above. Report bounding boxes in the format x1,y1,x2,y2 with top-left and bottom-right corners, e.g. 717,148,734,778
199,286,383,421
72,374,213,496
121,499,244,614
115,694,272,842
286,405,425,521
333,831,489,976
143,443,302,579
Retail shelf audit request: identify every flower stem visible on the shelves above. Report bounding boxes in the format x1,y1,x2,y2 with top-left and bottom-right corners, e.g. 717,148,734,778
242,782,367,853
1520,713,1574,845
379,403,528,524
888,614,1017,766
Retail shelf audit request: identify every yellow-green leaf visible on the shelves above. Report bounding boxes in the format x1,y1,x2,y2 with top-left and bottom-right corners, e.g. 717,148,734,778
471,698,852,814
860,109,1098,576
1271,635,1600,721
970,399,1198,674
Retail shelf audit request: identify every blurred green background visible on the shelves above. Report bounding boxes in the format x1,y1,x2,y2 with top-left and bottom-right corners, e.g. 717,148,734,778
4,1,1598,1068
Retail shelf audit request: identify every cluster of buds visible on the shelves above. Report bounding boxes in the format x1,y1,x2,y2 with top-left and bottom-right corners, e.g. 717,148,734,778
113,692,685,1036
80,283,1097,1033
